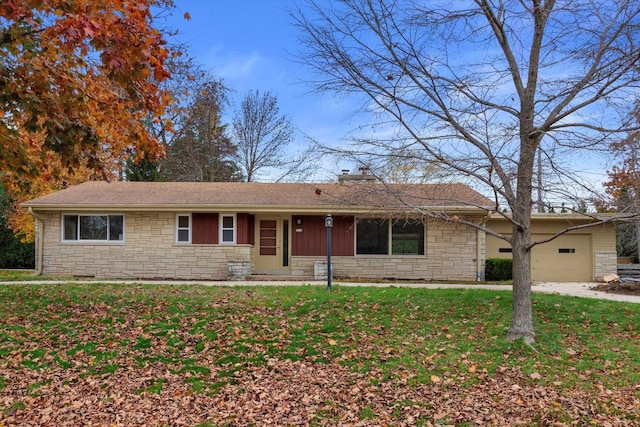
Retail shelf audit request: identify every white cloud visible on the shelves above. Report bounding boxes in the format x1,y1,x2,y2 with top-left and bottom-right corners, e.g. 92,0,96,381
213,51,265,80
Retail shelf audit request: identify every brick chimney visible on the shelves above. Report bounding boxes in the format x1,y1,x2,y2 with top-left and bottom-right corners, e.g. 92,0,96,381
338,167,378,183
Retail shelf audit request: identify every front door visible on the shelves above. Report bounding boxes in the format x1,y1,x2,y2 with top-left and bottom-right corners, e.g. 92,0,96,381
255,216,288,274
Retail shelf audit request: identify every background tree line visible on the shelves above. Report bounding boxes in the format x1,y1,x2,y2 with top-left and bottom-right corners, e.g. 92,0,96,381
125,54,305,184
0,1,308,267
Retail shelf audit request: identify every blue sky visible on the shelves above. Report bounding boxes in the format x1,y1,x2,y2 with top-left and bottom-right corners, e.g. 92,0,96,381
160,0,613,191
163,0,356,178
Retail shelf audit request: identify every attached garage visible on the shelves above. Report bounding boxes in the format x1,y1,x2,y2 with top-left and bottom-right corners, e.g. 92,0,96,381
486,214,616,282
530,234,591,282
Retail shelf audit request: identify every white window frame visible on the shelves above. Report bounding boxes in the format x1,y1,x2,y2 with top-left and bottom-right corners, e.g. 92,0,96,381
176,214,191,244
61,213,125,243
219,213,236,244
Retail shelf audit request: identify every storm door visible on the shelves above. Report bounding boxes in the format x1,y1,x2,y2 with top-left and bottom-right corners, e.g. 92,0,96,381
254,216,288,273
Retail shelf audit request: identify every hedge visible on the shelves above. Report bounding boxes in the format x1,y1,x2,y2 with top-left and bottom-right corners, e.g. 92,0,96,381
485,258,512,281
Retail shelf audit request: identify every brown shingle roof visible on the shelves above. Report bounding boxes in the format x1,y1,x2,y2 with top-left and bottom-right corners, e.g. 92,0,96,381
22,181,493,212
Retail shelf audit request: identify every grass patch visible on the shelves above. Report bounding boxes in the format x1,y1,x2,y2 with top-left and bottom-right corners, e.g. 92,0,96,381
0,269,76,282
0,283,638,425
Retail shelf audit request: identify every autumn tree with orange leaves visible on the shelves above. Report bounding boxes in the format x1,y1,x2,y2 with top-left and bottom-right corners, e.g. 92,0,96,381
1,0,174,237
604,120,640,260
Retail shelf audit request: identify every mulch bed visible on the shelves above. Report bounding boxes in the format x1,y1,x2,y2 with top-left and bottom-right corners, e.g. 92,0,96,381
592,281,640,296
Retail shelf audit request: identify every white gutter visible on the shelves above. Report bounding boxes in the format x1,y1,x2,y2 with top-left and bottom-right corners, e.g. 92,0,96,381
27,207,45,276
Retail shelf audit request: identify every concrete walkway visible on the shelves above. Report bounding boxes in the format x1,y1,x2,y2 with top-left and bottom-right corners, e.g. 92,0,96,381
1,279,639,304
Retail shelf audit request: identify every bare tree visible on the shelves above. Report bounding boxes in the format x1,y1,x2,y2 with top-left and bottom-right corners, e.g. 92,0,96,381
293,0,640,343
232,90,298,182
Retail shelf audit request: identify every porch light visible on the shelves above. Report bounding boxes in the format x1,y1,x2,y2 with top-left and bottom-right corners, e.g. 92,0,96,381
324,214,333,228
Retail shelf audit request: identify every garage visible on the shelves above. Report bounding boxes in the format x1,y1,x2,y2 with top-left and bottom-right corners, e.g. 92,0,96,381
530,234,592,282
485,214,617,282
486,233,593,282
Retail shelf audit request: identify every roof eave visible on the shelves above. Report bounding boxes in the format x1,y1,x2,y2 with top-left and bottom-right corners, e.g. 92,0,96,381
24,203,491,214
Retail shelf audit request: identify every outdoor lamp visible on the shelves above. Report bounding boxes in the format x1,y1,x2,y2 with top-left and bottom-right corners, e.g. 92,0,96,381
324,214,333,291
324,214,333,228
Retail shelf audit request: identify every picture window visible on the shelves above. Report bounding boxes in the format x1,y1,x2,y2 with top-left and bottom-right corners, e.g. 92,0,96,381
63,215,124,241
356,218,425,255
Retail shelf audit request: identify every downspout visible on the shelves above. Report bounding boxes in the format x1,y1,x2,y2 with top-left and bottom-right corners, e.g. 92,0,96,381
476,211,493,281
28,207,45,276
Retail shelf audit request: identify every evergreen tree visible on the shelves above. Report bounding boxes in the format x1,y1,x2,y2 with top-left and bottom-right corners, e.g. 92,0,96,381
0,183,35,269
124,151,166,182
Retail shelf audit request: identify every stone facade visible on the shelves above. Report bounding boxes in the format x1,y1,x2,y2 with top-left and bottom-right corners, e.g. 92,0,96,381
290,222,484,281
595,252,618,280
39,212,252,280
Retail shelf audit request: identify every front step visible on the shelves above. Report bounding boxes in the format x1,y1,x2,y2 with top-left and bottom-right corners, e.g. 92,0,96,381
246,274,316,282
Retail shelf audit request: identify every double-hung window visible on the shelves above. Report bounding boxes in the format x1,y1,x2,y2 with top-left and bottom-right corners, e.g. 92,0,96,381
220,214,236,244
63,214,124,242
176,214,191,243
356,218,424,255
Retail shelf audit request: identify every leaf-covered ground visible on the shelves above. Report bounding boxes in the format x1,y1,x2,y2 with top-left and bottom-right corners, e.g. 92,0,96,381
0,284,638,426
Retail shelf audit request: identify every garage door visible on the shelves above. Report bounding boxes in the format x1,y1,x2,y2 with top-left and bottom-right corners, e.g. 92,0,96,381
531,234,591,282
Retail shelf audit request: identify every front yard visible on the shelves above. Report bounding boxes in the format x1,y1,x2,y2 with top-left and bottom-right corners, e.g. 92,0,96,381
0,283,638,426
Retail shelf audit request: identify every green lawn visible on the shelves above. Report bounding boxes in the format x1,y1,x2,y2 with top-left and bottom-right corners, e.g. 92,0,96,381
0,269,38,281
0,283,638,426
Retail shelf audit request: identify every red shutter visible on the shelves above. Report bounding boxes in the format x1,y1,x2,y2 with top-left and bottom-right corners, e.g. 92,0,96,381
236,213,255,244
192,213,218,244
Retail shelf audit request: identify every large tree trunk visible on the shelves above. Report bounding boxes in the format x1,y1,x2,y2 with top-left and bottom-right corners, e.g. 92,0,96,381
507,132,537,344
508,223,535,344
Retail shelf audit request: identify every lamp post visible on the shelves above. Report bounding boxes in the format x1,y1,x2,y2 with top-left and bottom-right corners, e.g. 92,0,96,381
324,214,333,292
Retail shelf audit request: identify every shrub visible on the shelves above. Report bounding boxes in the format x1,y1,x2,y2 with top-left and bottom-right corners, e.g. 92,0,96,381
485,258,512,281
0,227,35,269
0,183,35,269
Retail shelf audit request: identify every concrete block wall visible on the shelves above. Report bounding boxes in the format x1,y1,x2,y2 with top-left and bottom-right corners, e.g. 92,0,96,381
39,212,253,280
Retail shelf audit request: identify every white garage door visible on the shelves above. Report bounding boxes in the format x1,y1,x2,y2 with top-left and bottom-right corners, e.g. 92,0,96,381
531,234,591,282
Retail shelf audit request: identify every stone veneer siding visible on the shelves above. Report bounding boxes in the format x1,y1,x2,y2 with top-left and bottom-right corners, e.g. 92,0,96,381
595,252,617,279
39,212,253,279
290,221,483,281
